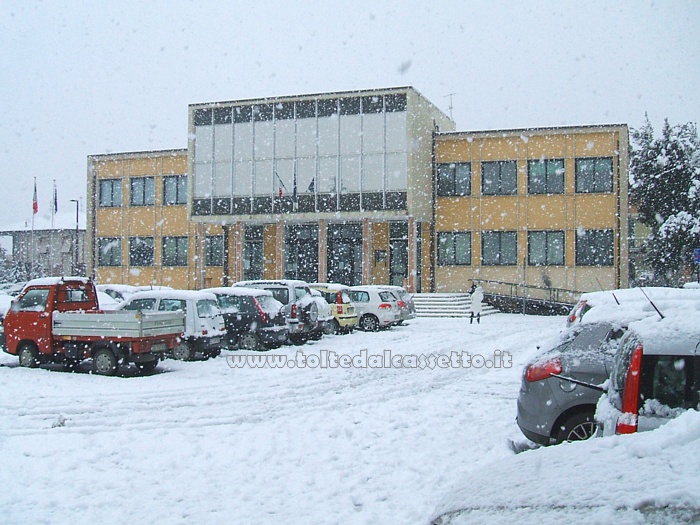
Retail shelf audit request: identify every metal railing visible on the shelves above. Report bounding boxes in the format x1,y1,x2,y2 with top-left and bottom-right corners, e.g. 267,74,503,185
472,279,584,306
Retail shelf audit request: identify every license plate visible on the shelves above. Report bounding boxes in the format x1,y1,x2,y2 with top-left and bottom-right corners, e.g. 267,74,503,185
210,337,221,345
278,333,286,340
151,342,167,353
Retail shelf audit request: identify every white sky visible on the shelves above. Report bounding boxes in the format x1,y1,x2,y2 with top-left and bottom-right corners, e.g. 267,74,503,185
1,0,698,228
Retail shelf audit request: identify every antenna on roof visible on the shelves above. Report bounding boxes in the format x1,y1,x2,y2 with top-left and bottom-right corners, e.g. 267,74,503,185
639,287,665,319
595,277,620,305
443,93,456,120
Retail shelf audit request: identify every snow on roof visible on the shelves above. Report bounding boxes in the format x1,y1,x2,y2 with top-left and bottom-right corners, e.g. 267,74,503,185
23,276,90,288
125,289,218,302
97,291,121,310
626,311,700,355
309,282,350,291
234,279,310,288
0,294,13,316
202,287,272,297
579,286,700,307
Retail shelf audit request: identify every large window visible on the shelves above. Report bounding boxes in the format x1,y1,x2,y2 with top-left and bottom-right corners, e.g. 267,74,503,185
97,237,121,267
481,231,517,265
99,179,122,207
528,159,564,194
437,232,471,265
437,163,471,196
482,161,517,195
164,175,187,205
205,235,224,267
575,158,613,193
528,231,564,266
162,236,188,267
576,229,614,266
244,226,264,280
129,237,155,267
130,177,155,206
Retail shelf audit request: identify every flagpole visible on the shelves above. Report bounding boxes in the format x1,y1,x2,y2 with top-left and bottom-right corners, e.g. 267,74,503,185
31,177,37,279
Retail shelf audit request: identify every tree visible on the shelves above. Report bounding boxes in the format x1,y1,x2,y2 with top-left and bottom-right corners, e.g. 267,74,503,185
630,117,700,284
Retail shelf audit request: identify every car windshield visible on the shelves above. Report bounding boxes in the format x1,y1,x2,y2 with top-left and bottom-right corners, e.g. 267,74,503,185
12,289,49,312
196,299,219,318
257,295,283,315
265,287,289,305
216,295,240,311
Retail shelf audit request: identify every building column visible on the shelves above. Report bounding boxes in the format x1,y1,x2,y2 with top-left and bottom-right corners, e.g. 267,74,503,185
276,220,285,279
407,215,416,293
318,219,327,283
234,222,244,283
362,218,371,285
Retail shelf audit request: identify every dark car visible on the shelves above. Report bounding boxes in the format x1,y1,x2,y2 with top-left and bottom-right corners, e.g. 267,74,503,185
203,287,288,351
517,322,625,445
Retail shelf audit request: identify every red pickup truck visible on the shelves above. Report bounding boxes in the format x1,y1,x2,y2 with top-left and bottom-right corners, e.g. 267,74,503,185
2,277,184,375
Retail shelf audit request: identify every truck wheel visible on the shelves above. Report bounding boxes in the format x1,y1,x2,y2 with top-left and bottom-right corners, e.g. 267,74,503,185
136,359,159,374
172,343,193,361
92,348,118,376
18,344,40,368
239,332,260,351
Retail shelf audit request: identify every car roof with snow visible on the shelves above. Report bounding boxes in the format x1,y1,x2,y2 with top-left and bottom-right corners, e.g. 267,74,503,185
577,287,700,307
234,279,310,288
309,282,350,291
624,312,700,356
123,289,219,302
202,286,273,297
23,276,91,289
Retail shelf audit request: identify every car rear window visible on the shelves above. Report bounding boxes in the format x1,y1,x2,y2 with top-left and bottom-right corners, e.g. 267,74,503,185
196,299,219,318
379,291,394,302
158,299,186,312
122,298,157,311
295,287,310,300
265,287,289,305
216,294,241,311
640,355,699,411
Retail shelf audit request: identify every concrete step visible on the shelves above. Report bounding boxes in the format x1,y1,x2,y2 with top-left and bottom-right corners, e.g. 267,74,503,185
412,292,499,318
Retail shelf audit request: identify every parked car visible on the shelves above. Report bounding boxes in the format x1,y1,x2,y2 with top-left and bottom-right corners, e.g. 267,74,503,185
596,313,700,437
347,286,400,331
309,283,358,334
117,289,226,360
308,288,334,339
233,280,318,345
202,287,288,351
96,283,173,303
378,285,416,324
516,321,625,445
566,286,700,327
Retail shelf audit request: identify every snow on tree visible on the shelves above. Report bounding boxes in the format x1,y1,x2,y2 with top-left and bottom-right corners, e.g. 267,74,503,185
630,117,700,284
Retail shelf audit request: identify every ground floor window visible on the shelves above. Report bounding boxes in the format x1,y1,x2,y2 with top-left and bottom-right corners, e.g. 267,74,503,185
162,236,188,267
528,231,564,266
205,235,224,267
576,229,614,266
327,223,363,286
129,237,154,267
437,232,471,266
243,226,263,280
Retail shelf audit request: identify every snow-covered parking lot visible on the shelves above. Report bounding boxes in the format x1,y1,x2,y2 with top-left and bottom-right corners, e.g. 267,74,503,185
1,314,698,524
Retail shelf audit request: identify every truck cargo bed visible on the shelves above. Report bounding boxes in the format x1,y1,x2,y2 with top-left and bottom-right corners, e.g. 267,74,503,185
52,310,184,339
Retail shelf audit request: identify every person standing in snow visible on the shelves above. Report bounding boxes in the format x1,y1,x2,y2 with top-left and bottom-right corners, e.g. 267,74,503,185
470,284,483,324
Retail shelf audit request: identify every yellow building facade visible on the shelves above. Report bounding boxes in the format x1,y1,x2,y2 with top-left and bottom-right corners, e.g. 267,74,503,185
86,89,630,298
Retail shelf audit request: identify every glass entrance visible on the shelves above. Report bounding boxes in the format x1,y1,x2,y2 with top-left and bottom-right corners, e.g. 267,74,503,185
327,223,363,286
389,222,408,287
285,224,319,283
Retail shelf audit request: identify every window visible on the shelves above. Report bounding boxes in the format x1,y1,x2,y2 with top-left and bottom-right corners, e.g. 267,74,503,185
130,177,155,206
575,158,613,193
437,232,471,265
481,231,517,265
349,290,370,303
129,237,155,266
205,235,224,267
576,229,614,266
98,237,121,267
162,236,188,266
528,159,564,194
99,179,122,207
164,175,187,205
13,289,49,312
481,161,517,195
528,231,564,266
122,298,157,311
437,163,471,196
158,299,186,312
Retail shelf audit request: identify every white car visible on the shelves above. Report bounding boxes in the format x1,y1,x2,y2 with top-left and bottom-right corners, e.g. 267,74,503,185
117,289,226,360
348,286,400,331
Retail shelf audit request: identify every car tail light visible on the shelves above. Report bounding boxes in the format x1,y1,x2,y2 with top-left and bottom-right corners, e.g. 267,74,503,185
616,344,643,435
337,305,343,314
336,292,343,304
254,299,268,324
525,357,562,382
202,330,208,335
378,303,392,310
398,300,407,309
291,303,297,319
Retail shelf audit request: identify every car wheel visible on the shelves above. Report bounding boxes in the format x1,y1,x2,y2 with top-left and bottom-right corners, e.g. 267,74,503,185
555,412,596,444
136,359,159,374
172,343,194,361
330,319,340,335
239,332,261,351
18,343,40,368
92,348,118,376
288,334,308,346
360,315,379,332
208,348,221,359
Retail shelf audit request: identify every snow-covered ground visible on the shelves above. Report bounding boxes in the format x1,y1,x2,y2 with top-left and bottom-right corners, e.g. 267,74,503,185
1,314,698,524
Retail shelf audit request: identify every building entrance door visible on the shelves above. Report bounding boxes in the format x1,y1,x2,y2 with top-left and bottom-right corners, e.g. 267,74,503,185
327,223,363,286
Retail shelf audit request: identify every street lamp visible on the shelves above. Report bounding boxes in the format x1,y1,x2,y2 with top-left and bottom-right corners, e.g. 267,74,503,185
70,199,79,276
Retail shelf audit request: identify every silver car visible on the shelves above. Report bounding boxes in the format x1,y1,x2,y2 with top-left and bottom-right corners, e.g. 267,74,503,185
516,322,625,445
348,286,400,331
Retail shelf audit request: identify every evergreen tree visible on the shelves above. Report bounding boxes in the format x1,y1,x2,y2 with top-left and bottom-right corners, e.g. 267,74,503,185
630,117,700,284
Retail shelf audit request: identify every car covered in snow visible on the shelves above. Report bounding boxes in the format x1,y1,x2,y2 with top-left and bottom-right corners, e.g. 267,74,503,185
96,283,174,303
596,313,700,437
117,289,226,360
348,285,400,331
202,287,288,351
233,280,319,345
309,283,358,334
308,288,334,339
377,285,416,324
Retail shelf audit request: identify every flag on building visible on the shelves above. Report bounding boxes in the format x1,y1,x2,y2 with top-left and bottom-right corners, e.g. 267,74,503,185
32,178,38,214
275,171,288,198
53,180,58,213
307,178,315,193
